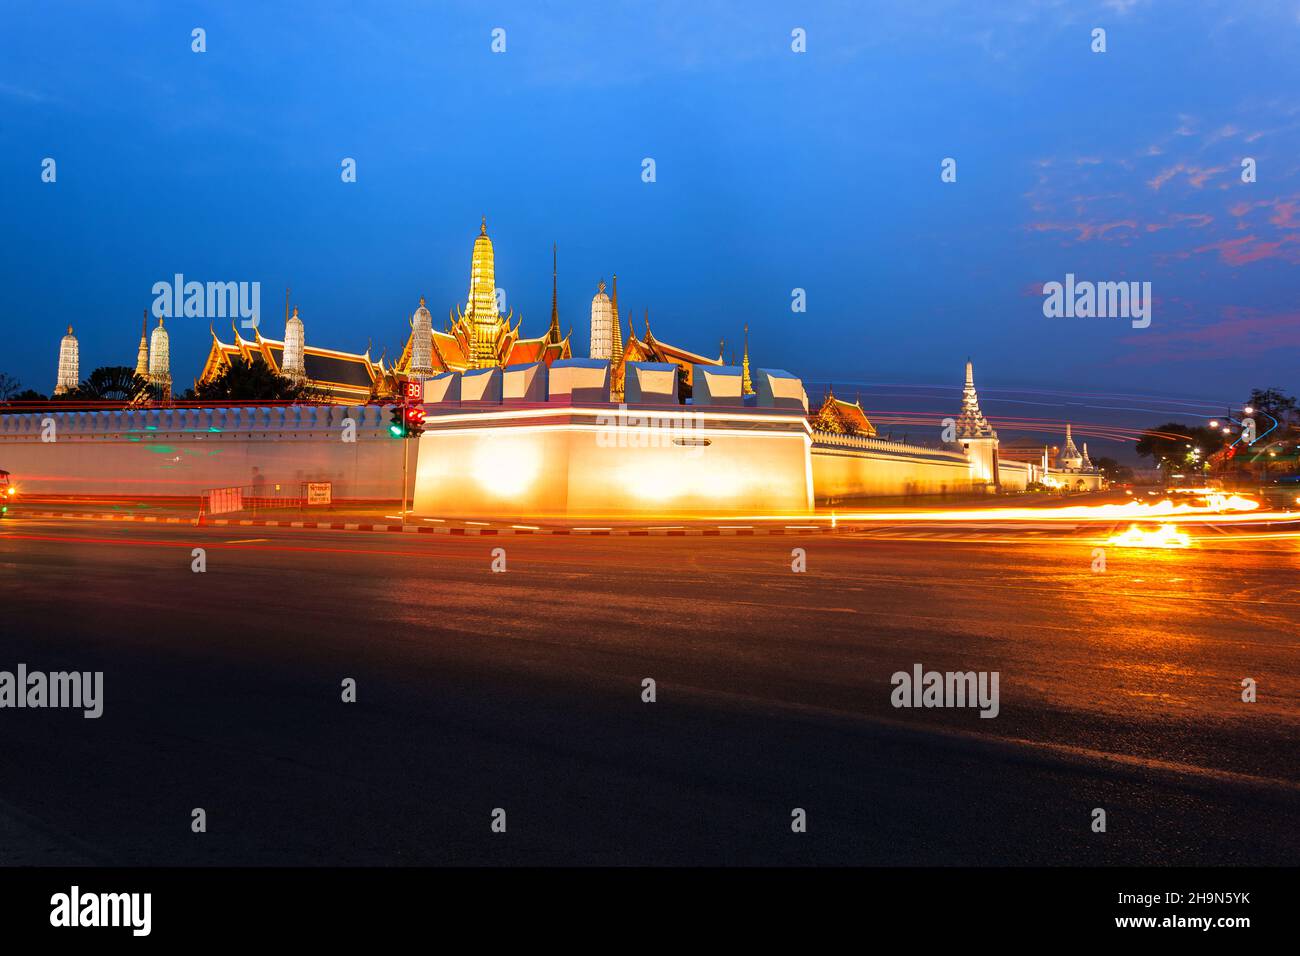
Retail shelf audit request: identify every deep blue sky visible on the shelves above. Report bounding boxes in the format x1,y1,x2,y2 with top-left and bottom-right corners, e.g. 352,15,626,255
3,1,1297,451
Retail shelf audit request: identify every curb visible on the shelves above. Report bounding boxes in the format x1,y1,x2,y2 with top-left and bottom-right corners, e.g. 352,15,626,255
15,511,834,537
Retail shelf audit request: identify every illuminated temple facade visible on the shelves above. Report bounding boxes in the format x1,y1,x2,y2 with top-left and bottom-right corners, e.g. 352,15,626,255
198,219,574,403
395,219,570,377
199,322,388,405
101,218,760,406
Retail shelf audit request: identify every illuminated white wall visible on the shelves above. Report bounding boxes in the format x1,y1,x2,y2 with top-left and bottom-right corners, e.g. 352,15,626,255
961,436,999,488
812,438,973,500
0,406,408,499
411,410,814,518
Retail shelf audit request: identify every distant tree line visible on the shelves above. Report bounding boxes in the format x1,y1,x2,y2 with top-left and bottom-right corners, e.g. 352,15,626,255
0,358,315,407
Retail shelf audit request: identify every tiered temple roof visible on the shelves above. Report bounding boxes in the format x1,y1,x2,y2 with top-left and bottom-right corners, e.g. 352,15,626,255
199,326,387,404
811,387,877,436
611,310,723,400
955,359,996,440
395,219,570,375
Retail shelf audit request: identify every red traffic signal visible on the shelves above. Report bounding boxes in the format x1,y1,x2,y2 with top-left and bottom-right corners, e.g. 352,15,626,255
403,405,426,438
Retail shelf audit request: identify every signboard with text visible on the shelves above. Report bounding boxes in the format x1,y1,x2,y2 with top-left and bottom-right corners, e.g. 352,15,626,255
305,482,333,506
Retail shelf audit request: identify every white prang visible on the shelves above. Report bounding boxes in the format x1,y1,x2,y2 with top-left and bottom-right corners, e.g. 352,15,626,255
54,326,79,395
589,280,614,360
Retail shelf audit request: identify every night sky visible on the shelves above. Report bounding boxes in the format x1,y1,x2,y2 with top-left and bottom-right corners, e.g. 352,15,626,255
3,1,1297,456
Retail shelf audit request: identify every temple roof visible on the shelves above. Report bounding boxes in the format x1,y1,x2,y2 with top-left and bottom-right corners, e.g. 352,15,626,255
811,388,877,436
955,359,996,440
201,328,383,400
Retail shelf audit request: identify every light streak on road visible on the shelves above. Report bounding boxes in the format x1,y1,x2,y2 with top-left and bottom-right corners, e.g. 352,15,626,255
1105,524,1192,549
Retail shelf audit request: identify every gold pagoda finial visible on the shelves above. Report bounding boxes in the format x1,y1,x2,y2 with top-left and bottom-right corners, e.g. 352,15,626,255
548,242,561,342
141,309,148,338
419,295,425,307
741,324,753,394
67,325,73,335
480,216,487,235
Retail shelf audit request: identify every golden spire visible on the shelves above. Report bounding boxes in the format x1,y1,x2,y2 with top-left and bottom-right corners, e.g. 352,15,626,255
462,218,503,367
610,276,623,364
741,324,754,395
135,309,150,378
548,242,561,342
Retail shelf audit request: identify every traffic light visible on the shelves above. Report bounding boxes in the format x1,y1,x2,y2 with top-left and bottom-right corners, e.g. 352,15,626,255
404,405,426,438
388,405,406,438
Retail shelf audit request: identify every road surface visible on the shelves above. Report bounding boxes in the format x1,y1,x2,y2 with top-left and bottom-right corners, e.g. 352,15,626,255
0,515,1297,865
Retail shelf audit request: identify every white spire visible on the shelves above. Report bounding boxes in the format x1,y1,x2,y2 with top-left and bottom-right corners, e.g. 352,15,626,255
283,306,306,381
149,316,171,397
1058,424,1083,471
55,325,79,395
589,279,613,359
410,296,433,375
955,358,996,440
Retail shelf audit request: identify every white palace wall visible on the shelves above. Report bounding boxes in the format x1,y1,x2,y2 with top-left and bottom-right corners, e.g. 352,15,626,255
0,405,408,499
812,433,975,500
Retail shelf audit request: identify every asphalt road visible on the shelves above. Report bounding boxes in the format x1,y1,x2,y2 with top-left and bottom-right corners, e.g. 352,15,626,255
0,515,1297,865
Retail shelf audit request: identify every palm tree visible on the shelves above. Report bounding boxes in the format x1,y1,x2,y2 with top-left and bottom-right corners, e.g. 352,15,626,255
67,366,151,402
194,356,308,401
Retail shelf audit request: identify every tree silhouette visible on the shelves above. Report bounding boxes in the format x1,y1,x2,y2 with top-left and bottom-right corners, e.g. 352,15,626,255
68,366,151,402
193,356,308,402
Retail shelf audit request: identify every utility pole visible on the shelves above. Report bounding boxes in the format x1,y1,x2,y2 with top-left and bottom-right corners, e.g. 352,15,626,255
402,407,409,527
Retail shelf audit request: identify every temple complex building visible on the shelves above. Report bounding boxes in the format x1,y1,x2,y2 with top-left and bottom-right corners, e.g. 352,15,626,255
811,387,877,436
610,310,723,401
199,322,388,405
394,219,570,376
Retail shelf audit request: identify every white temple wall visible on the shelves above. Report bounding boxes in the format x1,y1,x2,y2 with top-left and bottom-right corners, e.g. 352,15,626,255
997,459,1033,491
0,406,409,499
411,411,814,518
812,437,974,500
